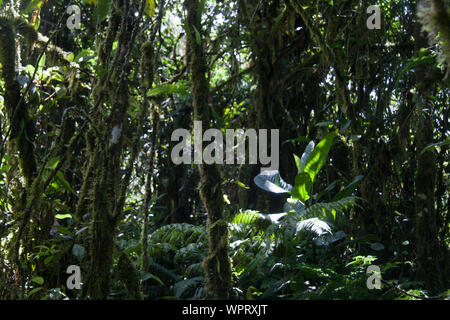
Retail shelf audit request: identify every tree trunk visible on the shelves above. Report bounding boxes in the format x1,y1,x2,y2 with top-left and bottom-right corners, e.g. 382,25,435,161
85,0,147,299
185,0,232,299
414,19,443,294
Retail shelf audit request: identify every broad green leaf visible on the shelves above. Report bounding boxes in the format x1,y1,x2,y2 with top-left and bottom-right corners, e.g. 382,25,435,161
299,141,315,173
332,175,364,201
97,0,111,23
254,170,292,194
394,54,435,88
193,26,202,45
235,181,249,189
370,242,385,251
75,49,95,62
420,138,450,154
315,121,333,127
55,171,76,194
293,154,301,173
75,226,89,235
65,52,75,62
32,276,44,285
38,53,45,68
314,180,337,201
55,213,72,219
28,287,44,296
44,256,53,265
32,15,40,30
291,172,312,202
72,244,85,262
174,276,204,299
45,156,60,169
198,0,207,20
140,272,164,285
26,0,44,13
0,164,11,172
304,131,336,183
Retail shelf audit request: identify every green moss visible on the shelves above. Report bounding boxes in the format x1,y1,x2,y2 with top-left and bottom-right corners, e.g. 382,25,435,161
0,16,16,83
15,17,37,57
140,41,154,89
116,252,142,299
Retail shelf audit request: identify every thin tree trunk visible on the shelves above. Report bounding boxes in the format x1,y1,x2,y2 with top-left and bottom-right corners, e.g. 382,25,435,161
413,20,443,294
86,0,146,299
185,0,232,299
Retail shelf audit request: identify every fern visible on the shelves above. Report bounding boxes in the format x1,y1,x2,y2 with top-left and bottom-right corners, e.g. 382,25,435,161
148,259,180,282
173,276,204,299
174,243,204,265
299,196,358,221
295,218,332,237
147,80,190,98
185,262,204,277
230,210,277,241
149,223,206,247
232,210,264,225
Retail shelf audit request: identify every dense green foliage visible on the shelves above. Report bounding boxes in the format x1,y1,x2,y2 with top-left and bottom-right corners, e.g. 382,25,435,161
0,0,449,300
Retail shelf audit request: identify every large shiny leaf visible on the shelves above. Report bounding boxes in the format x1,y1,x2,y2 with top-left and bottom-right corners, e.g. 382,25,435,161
295,218,331,237
298,140,315,173
254,170,292,194
291,172,312,202
304,131,336,183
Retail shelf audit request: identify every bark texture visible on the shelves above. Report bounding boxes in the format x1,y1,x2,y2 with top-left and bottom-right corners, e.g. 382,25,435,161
185,0,232,299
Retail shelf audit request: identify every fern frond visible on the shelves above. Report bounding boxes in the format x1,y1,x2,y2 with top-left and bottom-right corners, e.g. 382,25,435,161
149,223,206,247
174,276,204,299
232,210,265,225
300,196,358,221
230,210,274,240
148,259,180,281
295,218,332,237
185,262,204,277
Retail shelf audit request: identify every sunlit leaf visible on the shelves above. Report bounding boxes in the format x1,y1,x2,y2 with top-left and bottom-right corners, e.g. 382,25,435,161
145,0,156,18
55,171,76,194
299,141,315,173
254,170,292,194
420,138,450,154
291,172,312,202
235,181,250,189
304,131,336,183
55,213,72,219
26,0,44,13
45,156,60,169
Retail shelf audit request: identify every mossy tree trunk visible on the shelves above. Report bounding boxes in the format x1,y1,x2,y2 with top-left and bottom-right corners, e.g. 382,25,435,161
184,0,232,299
413,18,443,294
83,0,149,299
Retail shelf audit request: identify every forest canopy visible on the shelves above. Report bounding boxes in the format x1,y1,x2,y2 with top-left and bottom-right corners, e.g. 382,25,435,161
0,0,449,300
